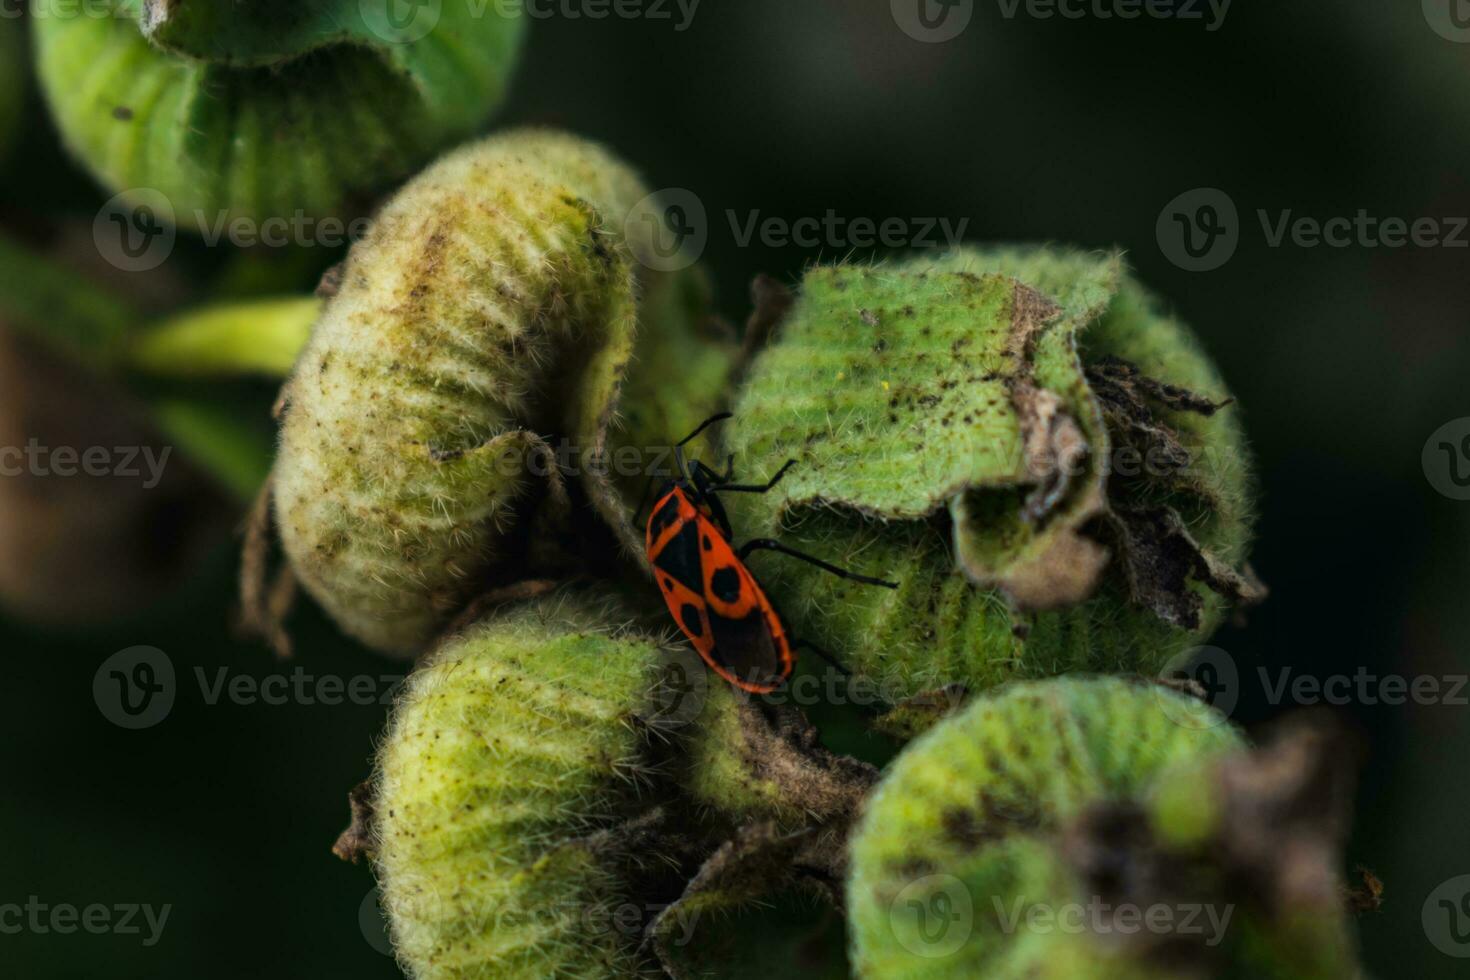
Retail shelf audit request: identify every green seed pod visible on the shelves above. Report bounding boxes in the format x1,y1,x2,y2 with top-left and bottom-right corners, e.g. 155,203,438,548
373,593,675,980
32,0,524,231
846,677,1359,979
272,129,683,655
365,592,869,979
680,681,876,828
724,247,1260,708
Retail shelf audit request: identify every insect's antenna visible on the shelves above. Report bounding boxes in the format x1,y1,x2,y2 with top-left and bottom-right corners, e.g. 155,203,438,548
673,445,690,485
795,639,852,679
632,471,659,527
675,412,733,449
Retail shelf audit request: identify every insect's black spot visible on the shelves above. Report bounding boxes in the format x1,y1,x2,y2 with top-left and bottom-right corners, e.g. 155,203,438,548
702,535,713,552
662,578,674,592
679,604,704,637
711,566,742,603
649,494,681,539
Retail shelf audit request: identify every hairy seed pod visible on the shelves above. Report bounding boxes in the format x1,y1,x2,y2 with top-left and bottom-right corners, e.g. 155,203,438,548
374,594,678,980
32,0,524,231
272,129,693,655
725,247,1260,709
847,677,1360,979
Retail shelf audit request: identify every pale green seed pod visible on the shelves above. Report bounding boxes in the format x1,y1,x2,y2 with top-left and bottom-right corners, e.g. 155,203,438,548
847,677,1359,979
680,681,876,828
368,592,867,979
273,129,689,655
724,247,1259,708
374,594,675,980
32,0,524,231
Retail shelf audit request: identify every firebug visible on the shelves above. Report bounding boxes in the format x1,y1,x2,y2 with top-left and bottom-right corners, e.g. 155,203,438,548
643,413,897,693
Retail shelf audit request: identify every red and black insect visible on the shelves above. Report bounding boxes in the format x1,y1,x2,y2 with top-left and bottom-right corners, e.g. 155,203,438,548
644,413,897,694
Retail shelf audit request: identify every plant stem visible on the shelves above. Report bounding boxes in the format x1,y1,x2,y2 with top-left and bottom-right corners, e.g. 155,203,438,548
128,295,320,378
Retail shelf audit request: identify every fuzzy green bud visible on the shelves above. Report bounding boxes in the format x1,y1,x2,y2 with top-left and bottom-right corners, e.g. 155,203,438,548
725,247,1259,709
273,129,696,655
373,593,678,979
33,0,524,231
846,677,1360,979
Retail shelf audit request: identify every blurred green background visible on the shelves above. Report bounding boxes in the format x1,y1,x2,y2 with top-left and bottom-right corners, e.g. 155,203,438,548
2,1,1468,976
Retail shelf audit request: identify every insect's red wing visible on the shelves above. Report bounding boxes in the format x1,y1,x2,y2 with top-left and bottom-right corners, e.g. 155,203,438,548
646,490,793,693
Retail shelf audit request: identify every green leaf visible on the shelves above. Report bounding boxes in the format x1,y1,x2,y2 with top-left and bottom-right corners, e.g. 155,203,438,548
0,231,141,370
144,394,275,503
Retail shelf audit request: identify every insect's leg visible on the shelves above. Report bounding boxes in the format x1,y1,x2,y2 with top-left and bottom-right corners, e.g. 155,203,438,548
631,470,662,528
710,459,797,494
792,638,852,679
691,460,722,486
676,412,734,449
736,538,899,589
690,464,735,539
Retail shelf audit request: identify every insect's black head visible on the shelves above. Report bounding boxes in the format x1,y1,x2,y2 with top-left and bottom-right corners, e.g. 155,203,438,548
656,477,691,501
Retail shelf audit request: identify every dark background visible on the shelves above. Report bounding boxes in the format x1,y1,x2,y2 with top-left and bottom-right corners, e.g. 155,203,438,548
2,1,1467,976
